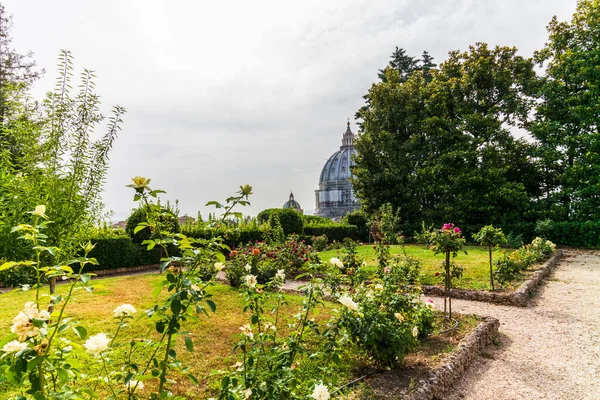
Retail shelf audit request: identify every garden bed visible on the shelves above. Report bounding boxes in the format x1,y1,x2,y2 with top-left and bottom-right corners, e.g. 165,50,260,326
341,314,499,399
421,250,563,306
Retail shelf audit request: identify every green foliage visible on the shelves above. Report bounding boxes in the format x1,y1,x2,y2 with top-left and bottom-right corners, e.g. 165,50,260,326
303,224,359,242
0,50,125,275
311,234,328,252
473,226,507,248
339,239,363,281
493,237,556,285
424,223,466,320
257,208,304,236
534,219,553,239
0,264,43,287
226,236,316,286
532,0,600,221
125,204,180,243
372,203,402,244
544,221,600,248
265,212,285,245
302,214,331,224
354,43,539,232
505,233,524,249
83,236,162,272
530,237,556,258
217,274,341,399
473,225,507,289
492,254,521,285
342,211,370,242
391,253,422,285
337,283,433,367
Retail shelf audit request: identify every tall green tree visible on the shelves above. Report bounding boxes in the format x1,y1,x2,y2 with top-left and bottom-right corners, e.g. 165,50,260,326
0,4,43,167
353,43,540,232
0,50,125,282
530,0,600,221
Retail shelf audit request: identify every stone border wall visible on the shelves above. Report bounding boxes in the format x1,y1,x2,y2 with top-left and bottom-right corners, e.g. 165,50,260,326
422,250,563,307
90,264,159,277
409,316,500,400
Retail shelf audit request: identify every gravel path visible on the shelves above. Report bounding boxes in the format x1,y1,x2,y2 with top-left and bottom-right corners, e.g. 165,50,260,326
434,249,600,400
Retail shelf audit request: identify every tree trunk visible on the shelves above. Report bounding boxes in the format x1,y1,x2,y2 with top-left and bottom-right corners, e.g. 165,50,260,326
489,244,494,291
445,251,451,322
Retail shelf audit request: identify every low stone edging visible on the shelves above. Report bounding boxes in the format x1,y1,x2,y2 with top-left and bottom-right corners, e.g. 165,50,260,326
421,250,563,307
89,263,160,277
408,316,500,400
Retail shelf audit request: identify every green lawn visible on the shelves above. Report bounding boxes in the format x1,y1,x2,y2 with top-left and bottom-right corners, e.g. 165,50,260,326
0,274,360,398
318,244,518,290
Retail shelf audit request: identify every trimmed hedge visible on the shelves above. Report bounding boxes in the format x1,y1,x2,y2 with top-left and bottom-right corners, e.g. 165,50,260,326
82,237,163,272
256,208,304,235
303,224,359,243
181,226,265,249
545,221,600,248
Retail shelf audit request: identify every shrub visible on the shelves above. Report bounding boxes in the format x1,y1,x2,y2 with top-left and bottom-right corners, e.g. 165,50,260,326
338,284,434,367
0,264,44,287
125,205,180,243
257,208,304,235
545,221,600,248
343,211,370,242
312,234,328,252
530,237,556,259
303,224,359,242
505,232,524,248
392,253,422,285
265,212,286,244
493,254,521,284
302,214,331,224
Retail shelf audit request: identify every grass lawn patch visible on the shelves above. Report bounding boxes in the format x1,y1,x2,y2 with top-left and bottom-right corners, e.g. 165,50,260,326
318,244,535,291
0,273,360,398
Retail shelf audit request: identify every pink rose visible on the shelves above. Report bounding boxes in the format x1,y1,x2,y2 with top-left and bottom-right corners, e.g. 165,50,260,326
453,227,461,233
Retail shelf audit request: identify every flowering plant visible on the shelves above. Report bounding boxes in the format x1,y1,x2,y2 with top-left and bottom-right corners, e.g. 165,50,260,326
473,225,507,290
336,273,434,367
424,223,466,321
0,178,252,398
216,271,343,399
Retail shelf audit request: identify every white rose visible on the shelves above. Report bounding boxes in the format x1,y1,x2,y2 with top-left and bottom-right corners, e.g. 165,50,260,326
311,383,330,400
245,274,257,288
113,304,136,318
240,324,254,340
84,333,110,357
33,205,46,216
338,295,358,312
2,340,28,354
214,262,224,272
329,257,344,269
412,326,419,338
244,264,252,272
275,269,286,282
126,379,145,392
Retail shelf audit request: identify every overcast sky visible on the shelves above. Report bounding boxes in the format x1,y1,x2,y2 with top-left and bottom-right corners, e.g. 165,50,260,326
4,0,577,221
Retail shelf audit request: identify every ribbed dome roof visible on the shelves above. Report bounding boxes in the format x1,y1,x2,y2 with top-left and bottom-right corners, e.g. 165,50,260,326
319,123,356,185
283,192,302,211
